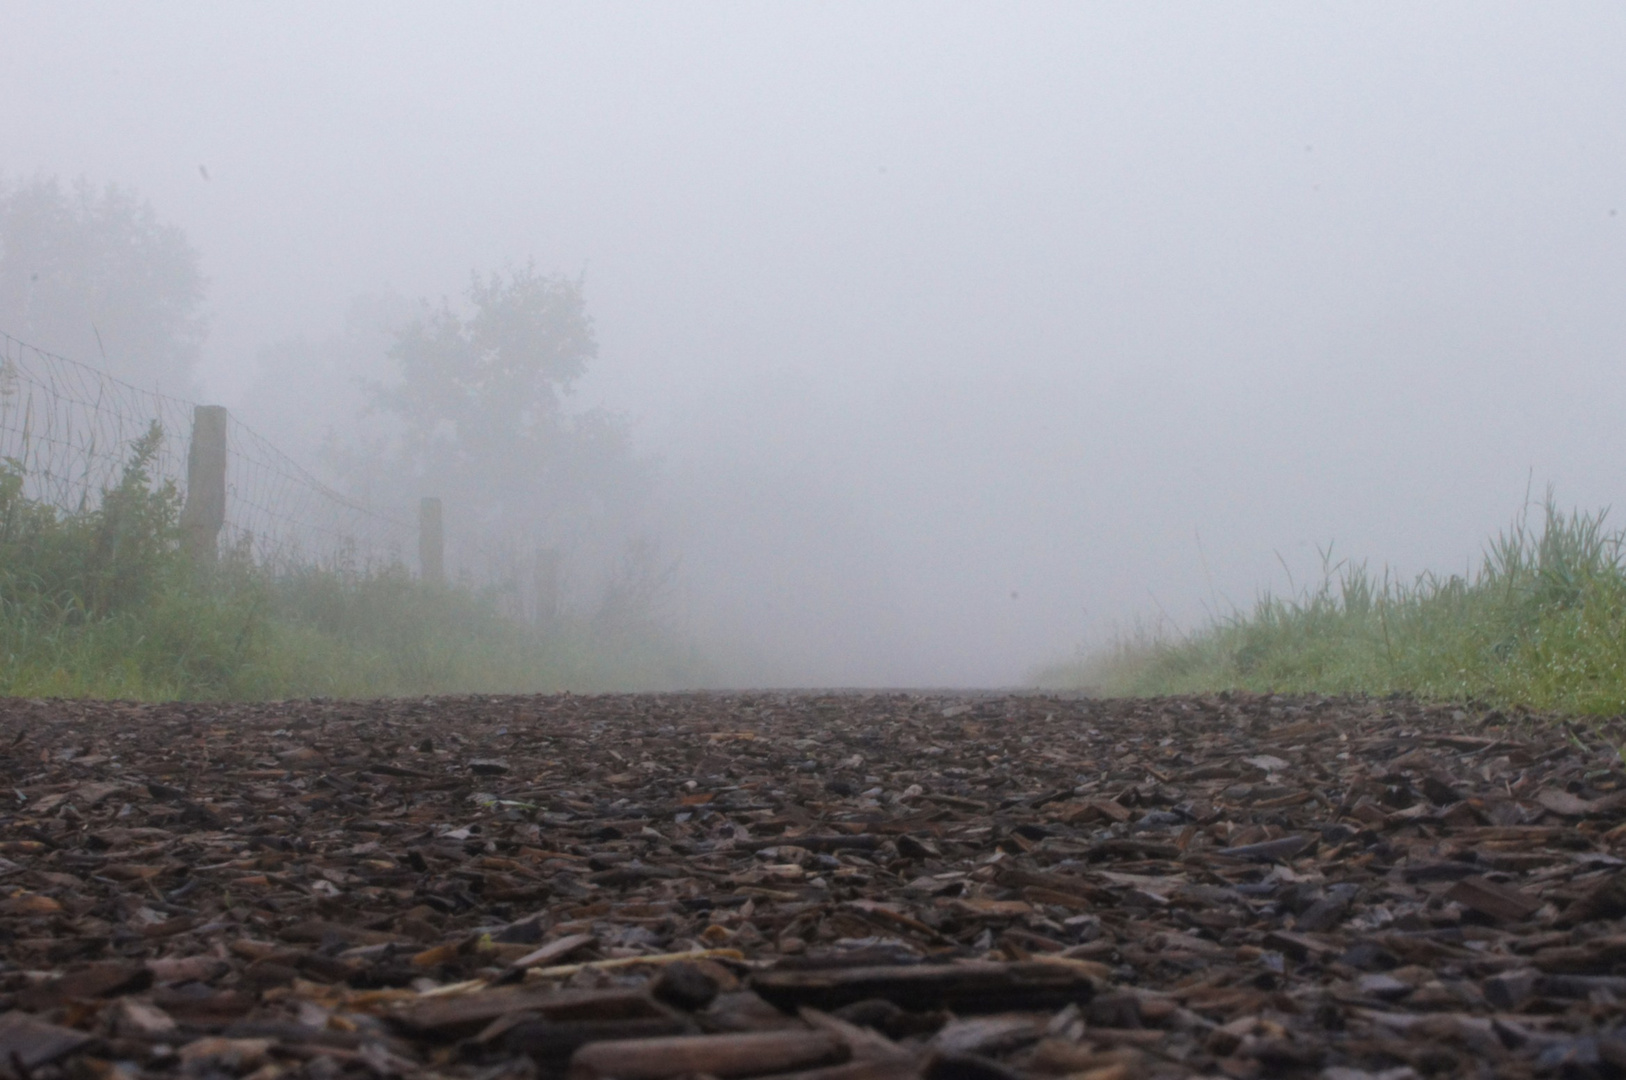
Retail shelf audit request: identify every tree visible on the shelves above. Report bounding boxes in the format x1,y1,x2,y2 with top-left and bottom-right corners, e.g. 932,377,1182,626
358,265,664,626
0,175,205,393
376,264,596,485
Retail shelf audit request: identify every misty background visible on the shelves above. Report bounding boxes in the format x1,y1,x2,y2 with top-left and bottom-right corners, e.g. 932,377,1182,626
2,4,1624,687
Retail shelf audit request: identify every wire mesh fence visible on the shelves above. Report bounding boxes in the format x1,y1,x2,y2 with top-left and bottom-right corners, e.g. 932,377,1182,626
0,331,193,512
0,330,415,573
221,414,413,572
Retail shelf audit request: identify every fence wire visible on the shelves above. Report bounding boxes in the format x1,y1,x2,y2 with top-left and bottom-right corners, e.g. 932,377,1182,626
0,330,414,573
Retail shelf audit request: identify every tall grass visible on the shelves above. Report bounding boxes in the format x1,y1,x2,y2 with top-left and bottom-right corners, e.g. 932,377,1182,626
249,567,707,698
1035,494,1626,714
0,430,707,700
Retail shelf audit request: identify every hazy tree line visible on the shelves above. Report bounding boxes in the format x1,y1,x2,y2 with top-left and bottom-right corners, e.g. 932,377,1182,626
0,175,205,395
0,173,672,634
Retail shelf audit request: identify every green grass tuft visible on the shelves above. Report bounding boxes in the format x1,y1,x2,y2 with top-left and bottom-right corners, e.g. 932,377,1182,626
1035,493,1626,714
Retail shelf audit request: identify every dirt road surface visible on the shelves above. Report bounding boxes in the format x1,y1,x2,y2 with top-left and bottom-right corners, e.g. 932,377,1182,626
2,691,1625,1080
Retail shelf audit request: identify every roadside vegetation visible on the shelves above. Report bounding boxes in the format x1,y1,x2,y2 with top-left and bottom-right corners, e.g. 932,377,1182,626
0,430,704,700
1036,494,1626,715
0,175,703,700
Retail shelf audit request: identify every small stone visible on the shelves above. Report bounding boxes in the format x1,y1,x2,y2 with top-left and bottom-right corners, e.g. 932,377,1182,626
652,961,721,1011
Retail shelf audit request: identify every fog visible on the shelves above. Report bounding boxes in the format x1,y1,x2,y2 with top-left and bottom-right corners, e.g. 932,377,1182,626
3,4,1625,687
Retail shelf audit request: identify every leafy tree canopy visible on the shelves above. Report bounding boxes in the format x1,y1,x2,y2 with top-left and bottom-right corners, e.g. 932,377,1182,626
0,175,206,394
357,265,662,625
375,264,596,477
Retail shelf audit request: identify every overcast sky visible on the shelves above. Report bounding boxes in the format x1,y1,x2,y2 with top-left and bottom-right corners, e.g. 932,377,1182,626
3,3,1625,686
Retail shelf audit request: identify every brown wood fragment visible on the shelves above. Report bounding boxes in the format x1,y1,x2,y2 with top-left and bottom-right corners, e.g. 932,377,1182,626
0,1012,95,1075
1531,935,1626,974
390,986,666,1039
114,999,178,1040
998,868,1113,904
1020,886,1092,911
510,932,597,969
1264,930,1335,960
568,1030,846,1080
1081,798,1133,823
770,1060,923,1080
919,794,990,812
14,961,152,1009
149,988,254,1024
505,1016,695,1066
1444,875,1541,922
1559,870,1626,925
847,899,952,941
929,1017,1042,1057
751,962,1096,1014
1211,835,1313,862
797,1007,914,1062
1537,789,1597,817
738,836,882,852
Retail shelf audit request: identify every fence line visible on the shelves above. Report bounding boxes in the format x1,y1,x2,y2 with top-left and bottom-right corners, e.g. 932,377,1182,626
0,330,415,573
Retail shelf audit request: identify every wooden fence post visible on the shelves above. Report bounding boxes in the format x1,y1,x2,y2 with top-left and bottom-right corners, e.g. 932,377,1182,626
180,405,228,564
419,497,444,584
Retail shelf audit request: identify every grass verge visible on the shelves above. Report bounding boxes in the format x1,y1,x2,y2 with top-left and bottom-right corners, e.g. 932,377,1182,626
1035,494,1626,715
0,428,706,700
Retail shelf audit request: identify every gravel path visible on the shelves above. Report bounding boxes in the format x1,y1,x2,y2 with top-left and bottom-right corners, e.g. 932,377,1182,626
2,691,1624,1080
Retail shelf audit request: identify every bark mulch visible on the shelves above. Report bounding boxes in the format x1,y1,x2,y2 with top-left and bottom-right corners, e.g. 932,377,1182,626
3,691,1626,1080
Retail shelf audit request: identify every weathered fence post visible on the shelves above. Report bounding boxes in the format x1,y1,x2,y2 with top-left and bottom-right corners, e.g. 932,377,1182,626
419,497,444,584
534,546,560,627
180,405,228,564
